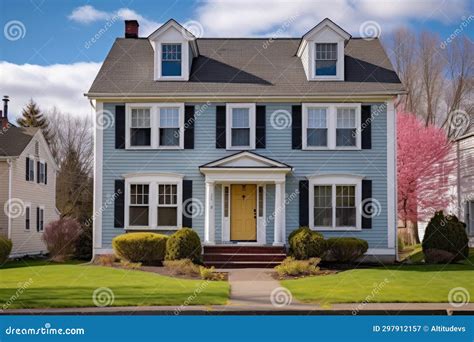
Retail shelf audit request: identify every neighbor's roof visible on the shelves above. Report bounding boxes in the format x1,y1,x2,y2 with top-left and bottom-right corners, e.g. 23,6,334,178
87,37,404,98
0,126,38,157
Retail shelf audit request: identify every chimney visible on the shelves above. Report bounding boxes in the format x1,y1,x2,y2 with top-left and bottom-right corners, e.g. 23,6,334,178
2,95,9,121
125,20,139,38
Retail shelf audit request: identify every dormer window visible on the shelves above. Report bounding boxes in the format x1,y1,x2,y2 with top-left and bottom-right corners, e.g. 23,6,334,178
161,44,182,77
315,43,337,76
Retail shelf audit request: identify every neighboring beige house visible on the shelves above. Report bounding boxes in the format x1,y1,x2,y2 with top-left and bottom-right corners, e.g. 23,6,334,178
0,122,59,257
454,125,474,245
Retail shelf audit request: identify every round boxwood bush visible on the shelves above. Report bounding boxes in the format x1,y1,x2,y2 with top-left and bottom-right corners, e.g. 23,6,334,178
165,228,202,264
324,237,368,263
422,211,469,264
112,232,168,264
288,226,326,260
0,236,12,266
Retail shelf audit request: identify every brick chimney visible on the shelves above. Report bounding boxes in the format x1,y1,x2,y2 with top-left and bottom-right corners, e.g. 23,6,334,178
125,20,139,38
1,96,9,129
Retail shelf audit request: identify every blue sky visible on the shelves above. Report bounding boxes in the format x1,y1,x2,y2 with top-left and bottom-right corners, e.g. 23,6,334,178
0,0,472,117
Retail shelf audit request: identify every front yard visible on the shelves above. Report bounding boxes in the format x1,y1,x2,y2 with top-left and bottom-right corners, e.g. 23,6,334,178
282,251,474,304
0,261,229,309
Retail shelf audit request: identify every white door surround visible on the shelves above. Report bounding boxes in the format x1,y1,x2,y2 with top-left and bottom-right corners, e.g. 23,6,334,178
199,151,292,246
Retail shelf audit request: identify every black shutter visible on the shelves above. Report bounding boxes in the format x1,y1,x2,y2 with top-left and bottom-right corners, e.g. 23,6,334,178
299,180,309,226
215,105,226,148
256,105,266,148
44,163,47,184
292,105,302,149
114,180,125,228
26,157,30,181
36,207,40,232
184,105,195,149
115,105,126,149
182,180,193,228
362,179,373,229
361,105,372,149
36,161,40,183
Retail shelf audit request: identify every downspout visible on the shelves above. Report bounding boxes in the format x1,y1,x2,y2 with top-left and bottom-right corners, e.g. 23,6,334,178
456,140,461,218
7,158,12,239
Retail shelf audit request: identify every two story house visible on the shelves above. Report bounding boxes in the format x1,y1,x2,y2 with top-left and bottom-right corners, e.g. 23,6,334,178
87,18,404,265
0,98,59,257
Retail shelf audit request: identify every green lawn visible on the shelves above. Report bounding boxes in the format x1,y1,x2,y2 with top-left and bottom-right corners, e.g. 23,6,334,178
282,252,474,304
0,261,229,309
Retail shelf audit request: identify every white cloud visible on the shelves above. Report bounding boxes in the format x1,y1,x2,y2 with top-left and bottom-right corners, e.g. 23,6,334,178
68,5,160,36
195,0,470,37
0,61,100,120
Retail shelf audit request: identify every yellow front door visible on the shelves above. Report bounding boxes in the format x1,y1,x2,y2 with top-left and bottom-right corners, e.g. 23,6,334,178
231,184,257,241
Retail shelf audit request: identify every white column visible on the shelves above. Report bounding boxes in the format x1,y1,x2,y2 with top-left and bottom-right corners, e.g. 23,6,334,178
273,181,285,246
204,181,215,244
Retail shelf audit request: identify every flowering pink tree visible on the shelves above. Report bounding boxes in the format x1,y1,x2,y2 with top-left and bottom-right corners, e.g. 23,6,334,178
397,111,455,243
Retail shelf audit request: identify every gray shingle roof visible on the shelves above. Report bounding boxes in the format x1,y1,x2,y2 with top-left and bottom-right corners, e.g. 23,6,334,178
87,37,403,97
0,126,38,157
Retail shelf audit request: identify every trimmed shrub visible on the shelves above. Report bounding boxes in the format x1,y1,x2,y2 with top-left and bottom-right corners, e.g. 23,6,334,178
422,211,469,264
288,226,326,260
275,257,321,277
165,228,202,263
112,232,168,264
42,218,82,262
324,237,368,263
0,236,12,265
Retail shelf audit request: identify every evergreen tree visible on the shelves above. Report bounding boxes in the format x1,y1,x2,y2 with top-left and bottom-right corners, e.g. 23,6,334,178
17,99,52,143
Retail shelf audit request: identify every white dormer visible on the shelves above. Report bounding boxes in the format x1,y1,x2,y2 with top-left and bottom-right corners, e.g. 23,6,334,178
297,18,351,81
148,19,199,81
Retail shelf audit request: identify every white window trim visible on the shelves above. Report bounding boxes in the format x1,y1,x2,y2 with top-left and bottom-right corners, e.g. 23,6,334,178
24,202,31,232
226,103,256,150
154,41,190,81
308,174,363,231
125,103,184,150
124,173,183,231
309,40,345,81
302,103,361,150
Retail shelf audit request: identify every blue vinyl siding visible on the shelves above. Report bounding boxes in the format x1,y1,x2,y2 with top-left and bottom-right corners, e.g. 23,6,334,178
101,102,389,249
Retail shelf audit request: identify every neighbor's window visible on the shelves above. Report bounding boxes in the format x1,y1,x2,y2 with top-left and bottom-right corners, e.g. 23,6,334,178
130,108,151,146
129,184,149,226
157,184,178,226
336,108,357,147
159,107,180,147
28,158,35,181
25,206,30,230
39,162,46,184
231,108,251,147
314,186,332,227
307,108,328,147
161,44,182,76
315,43,337,76
38,207,44,231
335,185,356,227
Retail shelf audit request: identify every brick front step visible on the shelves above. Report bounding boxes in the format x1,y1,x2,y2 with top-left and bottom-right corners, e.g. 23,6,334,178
203,245,287,268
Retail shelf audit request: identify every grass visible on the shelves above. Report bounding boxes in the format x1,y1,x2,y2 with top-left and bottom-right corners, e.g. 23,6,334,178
281,250,474,304
0,261,229,309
